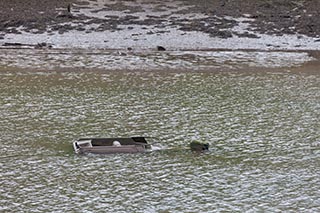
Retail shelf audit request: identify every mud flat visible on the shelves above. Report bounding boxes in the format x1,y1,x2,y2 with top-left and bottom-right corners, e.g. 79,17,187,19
0,0,320,71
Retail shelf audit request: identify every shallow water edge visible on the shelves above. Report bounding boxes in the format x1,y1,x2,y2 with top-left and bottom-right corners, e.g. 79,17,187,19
0,48,320,73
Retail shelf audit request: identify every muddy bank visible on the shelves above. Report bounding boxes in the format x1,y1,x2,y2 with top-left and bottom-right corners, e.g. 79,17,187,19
1,0,320,72
1,0,320,38
186,0,320,38
0,0,320,50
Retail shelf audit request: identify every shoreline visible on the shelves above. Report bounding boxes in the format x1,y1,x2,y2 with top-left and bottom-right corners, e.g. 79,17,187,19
0,48,319,72
2,45,320,53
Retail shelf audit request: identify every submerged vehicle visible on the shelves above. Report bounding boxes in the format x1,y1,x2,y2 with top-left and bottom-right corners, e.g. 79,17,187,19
73,137,154,154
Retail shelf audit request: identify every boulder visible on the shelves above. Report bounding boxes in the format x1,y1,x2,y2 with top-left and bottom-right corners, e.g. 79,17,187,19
189,141,209,152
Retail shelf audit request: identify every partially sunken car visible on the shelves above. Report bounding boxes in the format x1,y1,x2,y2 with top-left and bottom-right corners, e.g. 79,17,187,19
73,137,153,154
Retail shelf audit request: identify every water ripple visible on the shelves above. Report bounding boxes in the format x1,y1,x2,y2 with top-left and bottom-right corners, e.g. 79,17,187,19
0,70,320,212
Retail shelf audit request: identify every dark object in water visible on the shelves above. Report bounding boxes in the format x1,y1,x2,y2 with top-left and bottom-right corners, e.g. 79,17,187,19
157,46,166,51
190,141,209,152
73,137,154,154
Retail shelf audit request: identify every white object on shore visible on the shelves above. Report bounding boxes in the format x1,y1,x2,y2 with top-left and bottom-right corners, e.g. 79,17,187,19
112,141,121,147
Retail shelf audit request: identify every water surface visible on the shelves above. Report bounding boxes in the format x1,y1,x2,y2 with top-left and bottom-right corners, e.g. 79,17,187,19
0,69,319,212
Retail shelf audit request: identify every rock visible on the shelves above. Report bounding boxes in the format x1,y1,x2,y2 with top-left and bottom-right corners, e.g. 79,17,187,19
34,42,52,49
157,46,166,51
189,141,209,152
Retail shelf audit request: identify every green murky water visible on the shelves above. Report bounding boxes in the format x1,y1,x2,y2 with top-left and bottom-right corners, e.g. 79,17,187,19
0,69,319,212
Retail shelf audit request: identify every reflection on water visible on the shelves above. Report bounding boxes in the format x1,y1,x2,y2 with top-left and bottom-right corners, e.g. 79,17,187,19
0,69,319,212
